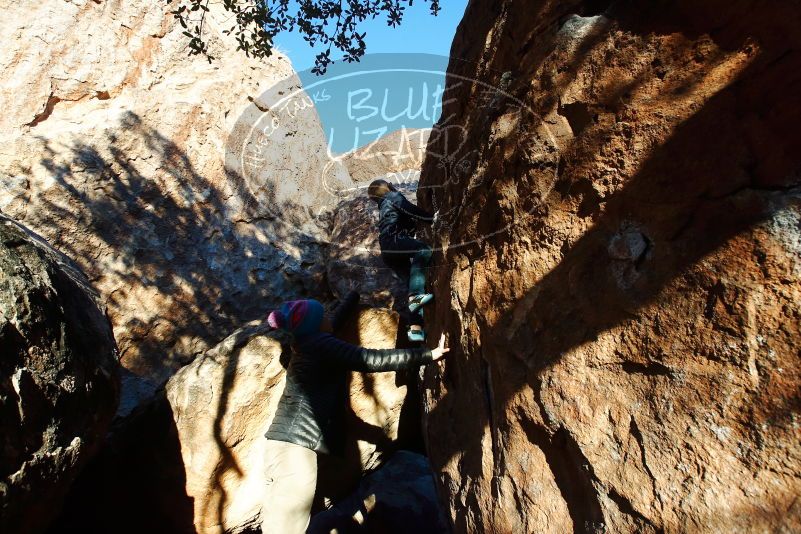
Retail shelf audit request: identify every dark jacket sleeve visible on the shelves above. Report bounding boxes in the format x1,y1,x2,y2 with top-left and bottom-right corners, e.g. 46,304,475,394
398,196,434,223
316,335,433,372
331,290,359,332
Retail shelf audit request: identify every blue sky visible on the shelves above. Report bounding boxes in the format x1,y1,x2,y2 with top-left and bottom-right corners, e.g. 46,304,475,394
274,1,468,72
272,1,469,153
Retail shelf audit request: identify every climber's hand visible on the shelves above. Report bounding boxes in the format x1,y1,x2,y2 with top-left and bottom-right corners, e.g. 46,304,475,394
344,278,360,293
432,210,440,226
431,333,450,361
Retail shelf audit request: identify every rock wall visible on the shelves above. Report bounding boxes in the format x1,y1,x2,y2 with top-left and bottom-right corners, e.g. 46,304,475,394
418,1,801,532
0,0,349,386
0,216,119,533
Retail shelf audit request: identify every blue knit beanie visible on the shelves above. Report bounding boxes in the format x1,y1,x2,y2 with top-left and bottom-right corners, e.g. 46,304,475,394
267,299,324,336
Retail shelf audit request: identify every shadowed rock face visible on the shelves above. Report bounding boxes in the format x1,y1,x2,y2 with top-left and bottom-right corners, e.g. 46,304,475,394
0,215,119,534
418,1,801,532
309,450,449,534
0,0,349,388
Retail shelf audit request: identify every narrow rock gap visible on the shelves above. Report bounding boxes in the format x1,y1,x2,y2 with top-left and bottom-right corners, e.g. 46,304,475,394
620,360,672,376
557,101,595,137
629,417,662,512
518,409,606,533
606,486,660,532
26,94,61,127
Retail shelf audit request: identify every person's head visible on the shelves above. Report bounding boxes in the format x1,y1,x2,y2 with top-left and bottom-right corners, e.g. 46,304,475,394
266,299,325,336
367,179,395,203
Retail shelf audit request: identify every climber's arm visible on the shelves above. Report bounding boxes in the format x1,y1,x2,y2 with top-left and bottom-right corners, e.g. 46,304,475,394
398,196,434,223
318,335,434,372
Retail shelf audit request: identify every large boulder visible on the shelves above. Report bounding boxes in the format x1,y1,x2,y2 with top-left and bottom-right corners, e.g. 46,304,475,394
166,321,285,534
418,1,801,532
0,0,349,389
52,305,422,534
309,450,449,534
0,215,119,533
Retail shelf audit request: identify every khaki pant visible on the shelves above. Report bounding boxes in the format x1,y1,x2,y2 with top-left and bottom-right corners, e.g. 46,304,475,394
261,439,318,534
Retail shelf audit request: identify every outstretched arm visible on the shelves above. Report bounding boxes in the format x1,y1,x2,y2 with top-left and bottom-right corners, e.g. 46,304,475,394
398,196,434,223
316,334,448,372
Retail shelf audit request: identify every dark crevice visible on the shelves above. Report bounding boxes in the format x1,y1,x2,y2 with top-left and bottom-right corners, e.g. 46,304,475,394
620,360,672,377
607,487,661,532
629,417,660,509
519,411,605,533
558,101,595,137
633,233,652,270
26,95,61,127
583,0,615,17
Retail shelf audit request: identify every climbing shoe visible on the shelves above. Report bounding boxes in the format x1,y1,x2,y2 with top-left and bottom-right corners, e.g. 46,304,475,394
408,293,433,313
407,328,426,343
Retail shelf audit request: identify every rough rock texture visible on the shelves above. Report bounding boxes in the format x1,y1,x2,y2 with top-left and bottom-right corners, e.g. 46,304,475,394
166,322,285,534
309,450,449,534
0,0,349,387
418,1,801,532
51,306,421,534
0,215,119,534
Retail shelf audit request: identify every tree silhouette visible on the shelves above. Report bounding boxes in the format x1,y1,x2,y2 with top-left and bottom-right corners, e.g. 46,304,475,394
168,0,441,74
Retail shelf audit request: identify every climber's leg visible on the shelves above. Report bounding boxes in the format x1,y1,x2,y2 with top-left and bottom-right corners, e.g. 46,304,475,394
384,236,433,305
381,237,432,339
408,245,432,298
404,241,433,314
381,250,424,332
407,323,426,342
261,439,318,534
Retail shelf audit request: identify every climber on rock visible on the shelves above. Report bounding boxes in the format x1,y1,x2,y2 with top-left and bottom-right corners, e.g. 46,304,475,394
367,179,438,342
261,292,449,534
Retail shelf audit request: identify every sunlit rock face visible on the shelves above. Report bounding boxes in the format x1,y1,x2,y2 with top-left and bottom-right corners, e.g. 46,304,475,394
341,127,430,185
0,0,350,387
0,215,119,533
418,1,801,532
